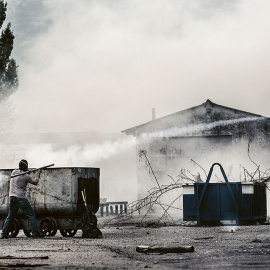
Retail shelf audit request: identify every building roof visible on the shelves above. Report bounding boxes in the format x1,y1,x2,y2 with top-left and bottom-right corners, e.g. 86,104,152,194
122,99,266,136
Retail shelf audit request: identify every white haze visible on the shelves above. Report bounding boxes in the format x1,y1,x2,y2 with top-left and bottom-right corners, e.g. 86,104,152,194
25,137,136,167
3,0,270,202
8,0,270,133
142,116,265,139
21,117,263,166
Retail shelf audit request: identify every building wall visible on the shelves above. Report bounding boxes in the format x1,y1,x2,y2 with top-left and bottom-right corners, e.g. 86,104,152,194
137,135,232,197
133,106,270,222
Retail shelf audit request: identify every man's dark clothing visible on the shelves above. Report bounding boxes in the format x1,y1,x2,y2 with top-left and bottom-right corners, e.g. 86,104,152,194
2,196,40,237
1,169,41,238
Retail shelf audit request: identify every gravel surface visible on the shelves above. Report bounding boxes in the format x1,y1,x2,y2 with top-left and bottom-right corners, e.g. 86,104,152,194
1,224,270,269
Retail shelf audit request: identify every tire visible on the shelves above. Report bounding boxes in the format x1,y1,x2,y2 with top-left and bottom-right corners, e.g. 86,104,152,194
40,217,58,236
23,230,33,237
60,229,77,237
2,219,20,238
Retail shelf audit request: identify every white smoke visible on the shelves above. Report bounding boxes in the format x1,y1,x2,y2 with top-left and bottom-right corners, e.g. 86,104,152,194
6,0,270,133
23,137,136,167
140,116,265,140
0,116,266,201
5,116,261,168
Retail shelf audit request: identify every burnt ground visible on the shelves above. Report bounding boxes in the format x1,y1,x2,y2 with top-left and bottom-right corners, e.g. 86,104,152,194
1,222,270,269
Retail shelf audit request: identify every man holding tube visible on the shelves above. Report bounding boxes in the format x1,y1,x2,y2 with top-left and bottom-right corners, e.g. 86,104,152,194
1,159,43,238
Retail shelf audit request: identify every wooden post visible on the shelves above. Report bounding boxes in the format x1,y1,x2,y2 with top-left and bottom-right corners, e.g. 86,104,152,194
115,205,119,215
120,205,123,214
106,205,109,216
136,245,194,254
110,206,114,215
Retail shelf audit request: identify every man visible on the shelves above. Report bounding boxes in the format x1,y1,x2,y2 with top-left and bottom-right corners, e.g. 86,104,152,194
1,159,43,238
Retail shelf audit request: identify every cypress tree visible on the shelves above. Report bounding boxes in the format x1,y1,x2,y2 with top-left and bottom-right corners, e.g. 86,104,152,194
0,0,18,99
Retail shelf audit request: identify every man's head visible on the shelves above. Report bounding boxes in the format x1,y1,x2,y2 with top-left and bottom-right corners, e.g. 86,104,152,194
19,159,28,171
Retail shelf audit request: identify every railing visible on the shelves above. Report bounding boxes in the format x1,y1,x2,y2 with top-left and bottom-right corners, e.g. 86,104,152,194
99,201,128,217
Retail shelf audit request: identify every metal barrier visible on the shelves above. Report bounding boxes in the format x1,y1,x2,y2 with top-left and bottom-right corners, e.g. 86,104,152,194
99,201,128,217
183,163,267,225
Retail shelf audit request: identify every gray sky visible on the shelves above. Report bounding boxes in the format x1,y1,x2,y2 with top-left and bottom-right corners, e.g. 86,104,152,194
9,0,270,133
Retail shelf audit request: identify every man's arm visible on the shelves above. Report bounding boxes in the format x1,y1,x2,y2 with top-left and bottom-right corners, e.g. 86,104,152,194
31,170,41,185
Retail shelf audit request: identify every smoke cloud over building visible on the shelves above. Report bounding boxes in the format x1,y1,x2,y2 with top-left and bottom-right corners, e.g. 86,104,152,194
1,0,270,203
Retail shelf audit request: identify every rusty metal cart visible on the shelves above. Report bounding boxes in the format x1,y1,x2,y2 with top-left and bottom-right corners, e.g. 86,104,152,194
0,167,100,237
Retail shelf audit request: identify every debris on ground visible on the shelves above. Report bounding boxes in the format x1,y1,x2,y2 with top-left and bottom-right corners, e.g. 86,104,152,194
81,189,102,238
252,238,263,243
81,208,102,238
136,245,194,254
0,255,49,260
193,236,214,240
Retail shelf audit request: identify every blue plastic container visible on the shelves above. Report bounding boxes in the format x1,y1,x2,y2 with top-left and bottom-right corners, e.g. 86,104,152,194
183,164,266,225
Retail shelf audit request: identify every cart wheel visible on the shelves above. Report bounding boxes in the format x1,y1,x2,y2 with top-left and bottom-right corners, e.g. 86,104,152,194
40,217,57,236
23,230,33,237
2,219,20,238
60,229,77,237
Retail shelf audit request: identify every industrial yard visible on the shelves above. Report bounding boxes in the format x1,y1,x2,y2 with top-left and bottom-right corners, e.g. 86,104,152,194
0,1,270,269
1,222,270,269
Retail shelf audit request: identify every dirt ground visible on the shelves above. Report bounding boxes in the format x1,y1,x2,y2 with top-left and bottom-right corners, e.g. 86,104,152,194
1,222,270,269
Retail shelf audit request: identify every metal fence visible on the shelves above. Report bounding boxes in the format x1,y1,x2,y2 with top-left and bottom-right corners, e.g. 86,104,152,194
99,201,128,217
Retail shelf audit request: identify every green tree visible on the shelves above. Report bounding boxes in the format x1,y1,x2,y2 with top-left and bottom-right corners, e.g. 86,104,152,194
0,0,18,99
